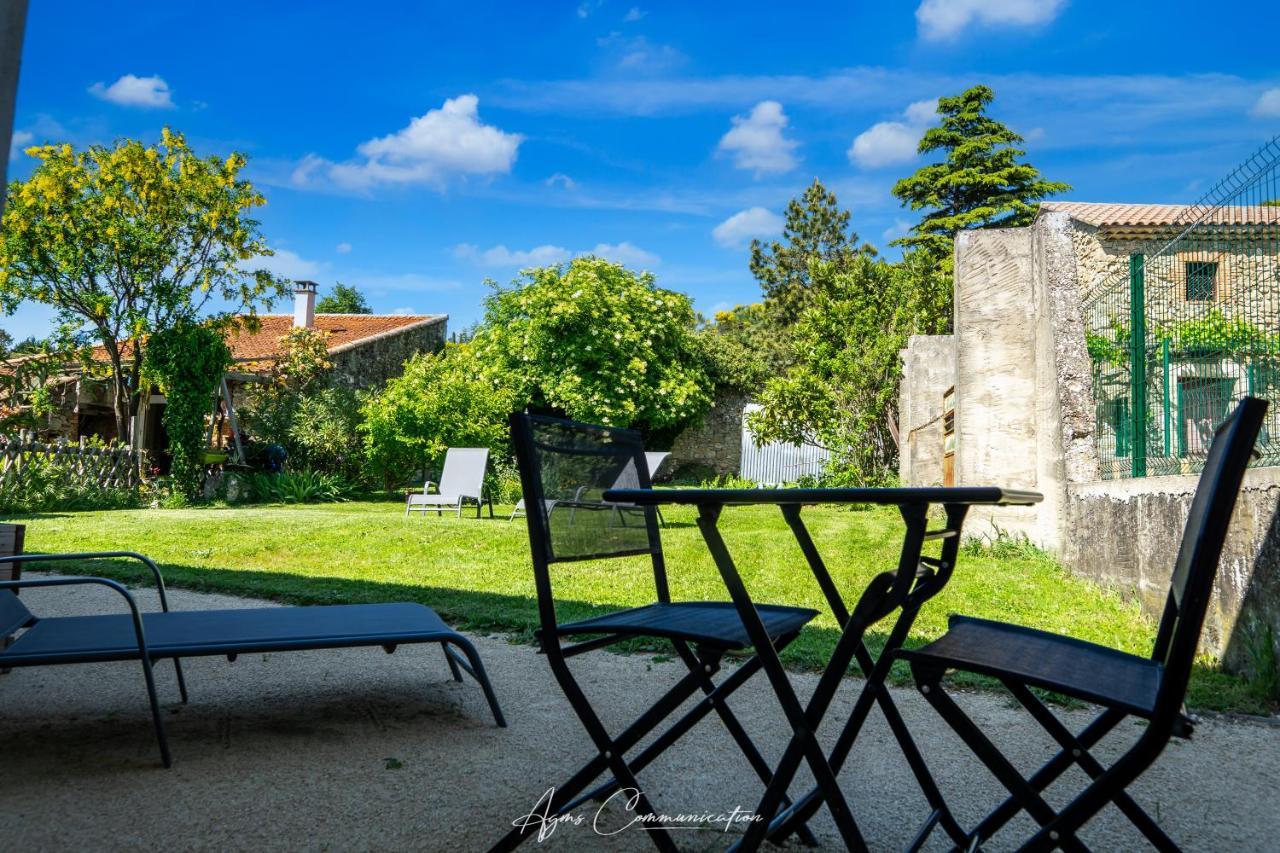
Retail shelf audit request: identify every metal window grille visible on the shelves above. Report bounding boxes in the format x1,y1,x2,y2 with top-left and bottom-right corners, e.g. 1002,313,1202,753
1083,135,1280,479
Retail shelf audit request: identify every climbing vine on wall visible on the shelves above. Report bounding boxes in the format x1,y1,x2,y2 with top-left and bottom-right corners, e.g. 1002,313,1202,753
143,322,232,501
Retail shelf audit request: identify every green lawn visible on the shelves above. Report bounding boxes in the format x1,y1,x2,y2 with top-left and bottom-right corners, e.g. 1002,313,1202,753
5,499,1269,713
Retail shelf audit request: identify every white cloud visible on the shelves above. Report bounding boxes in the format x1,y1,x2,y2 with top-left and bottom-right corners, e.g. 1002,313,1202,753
916,0,1067,42
254,248,327,280
291,95,522,191
545,172,578,189
454,243,572,267
848,98,937,169
882,218,913,243
716,100,799,176
1252,87,1280,118
624,7,646,21
8,130,32,159
596,33,684,72
335,242,353,254
712,207,784,248
586,241,660,266
88,74,174,109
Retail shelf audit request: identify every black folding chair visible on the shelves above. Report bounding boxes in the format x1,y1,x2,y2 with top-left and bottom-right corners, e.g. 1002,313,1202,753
899,396,1267,852
493,413,821,853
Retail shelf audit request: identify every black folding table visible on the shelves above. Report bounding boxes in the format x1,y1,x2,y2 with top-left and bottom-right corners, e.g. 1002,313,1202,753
602,486,1042,852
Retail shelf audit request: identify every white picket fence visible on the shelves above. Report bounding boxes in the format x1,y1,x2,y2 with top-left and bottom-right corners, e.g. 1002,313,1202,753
0,431,142,490
739,404,832,486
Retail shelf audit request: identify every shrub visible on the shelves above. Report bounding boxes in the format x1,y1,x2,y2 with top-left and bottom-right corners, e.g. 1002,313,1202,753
286,385,366,481
477,257,714,432
239,469,359,504
360,344,518,488
142,322,233,501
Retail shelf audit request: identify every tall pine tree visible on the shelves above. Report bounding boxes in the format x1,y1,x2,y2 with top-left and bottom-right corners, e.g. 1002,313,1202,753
892,85,1069,265
749,179,874,323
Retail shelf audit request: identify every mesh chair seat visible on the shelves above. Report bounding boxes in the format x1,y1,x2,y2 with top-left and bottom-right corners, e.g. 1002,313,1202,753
555,601,818,650
902,615,1163,716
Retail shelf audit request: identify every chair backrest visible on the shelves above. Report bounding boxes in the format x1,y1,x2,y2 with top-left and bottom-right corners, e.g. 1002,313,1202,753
510,413,666,632
438,448,489,498
1152,396,1267,719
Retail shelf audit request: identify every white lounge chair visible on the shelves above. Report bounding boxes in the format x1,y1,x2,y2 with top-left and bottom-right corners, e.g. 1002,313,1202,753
406,448,493,518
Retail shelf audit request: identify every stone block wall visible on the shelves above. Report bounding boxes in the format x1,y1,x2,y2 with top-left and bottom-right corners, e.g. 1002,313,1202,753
668,388,752,477
328,318,447,390
898,335,955,487
1064,467,1280,672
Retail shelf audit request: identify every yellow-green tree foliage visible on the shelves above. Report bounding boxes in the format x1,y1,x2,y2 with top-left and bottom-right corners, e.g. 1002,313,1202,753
0,129,284,439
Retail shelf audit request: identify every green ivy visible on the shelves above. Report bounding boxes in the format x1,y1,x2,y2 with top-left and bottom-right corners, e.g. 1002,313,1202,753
143,322,232,501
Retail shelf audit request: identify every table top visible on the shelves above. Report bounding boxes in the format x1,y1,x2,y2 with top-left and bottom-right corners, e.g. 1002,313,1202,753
602,486,1044,507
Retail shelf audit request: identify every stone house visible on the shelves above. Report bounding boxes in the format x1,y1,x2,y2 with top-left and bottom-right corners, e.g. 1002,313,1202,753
14,281,447,467
897,202,1280,670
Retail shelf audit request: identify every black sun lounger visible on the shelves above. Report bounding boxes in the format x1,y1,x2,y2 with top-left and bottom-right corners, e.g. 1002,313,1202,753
0,552,506,767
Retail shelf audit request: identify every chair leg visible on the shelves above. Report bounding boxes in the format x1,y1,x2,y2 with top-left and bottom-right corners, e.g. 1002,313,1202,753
1006,683,1180,852
173,658,189,704
140,655,172,768
911,664,1088,853
493,651,713,852
441,642,463,682
973,707,1126,841
443,638,506,728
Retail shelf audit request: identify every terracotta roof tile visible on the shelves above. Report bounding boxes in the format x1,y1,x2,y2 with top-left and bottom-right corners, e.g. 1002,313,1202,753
224,314,443,362
72,314,445,368
1039,201,1280,229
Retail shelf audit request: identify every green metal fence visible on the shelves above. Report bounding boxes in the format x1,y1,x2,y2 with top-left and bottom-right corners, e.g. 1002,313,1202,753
1083,136,1280,479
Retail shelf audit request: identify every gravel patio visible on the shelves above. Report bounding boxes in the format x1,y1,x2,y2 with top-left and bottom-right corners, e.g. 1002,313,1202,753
2,577,1277,852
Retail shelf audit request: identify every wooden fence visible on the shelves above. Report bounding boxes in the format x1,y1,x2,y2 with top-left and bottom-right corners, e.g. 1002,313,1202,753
0,431,143,490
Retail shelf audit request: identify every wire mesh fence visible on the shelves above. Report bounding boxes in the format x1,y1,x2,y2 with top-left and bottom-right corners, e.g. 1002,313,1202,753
1083,136,1280,479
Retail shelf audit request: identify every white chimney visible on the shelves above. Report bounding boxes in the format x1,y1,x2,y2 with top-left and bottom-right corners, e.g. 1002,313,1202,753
293,280,318,328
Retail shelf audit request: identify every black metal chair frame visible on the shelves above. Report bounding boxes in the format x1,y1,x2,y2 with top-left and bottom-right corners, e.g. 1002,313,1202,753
0,551,506,768
494,413,824,853
607,486,1041,852
895,396,1268,852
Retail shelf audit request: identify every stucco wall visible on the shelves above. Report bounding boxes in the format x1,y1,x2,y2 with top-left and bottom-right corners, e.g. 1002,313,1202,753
899,334,955,487
1064,467,1280,672
668,388,752,477
952,228,1044,541
328,319,447,390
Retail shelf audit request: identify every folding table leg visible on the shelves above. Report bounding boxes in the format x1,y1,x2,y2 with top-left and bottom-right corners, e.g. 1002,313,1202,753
695,505,870,852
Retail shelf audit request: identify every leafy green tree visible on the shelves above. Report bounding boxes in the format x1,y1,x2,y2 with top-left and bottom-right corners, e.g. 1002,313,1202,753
478,257,714,433
749,179,874,324
142,322,232,501
360,343,518,486
892,85,1070,266
750,255,940,486
0,129,284,441
0,327,12,359
316,282,371,314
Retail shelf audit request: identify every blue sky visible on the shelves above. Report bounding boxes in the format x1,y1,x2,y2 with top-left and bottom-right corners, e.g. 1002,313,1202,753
6,0,1280,339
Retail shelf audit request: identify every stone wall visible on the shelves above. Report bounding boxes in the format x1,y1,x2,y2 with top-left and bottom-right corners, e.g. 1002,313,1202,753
328,318,447,389
668,388,752,477
1064,467,1280,671
898,334,955,487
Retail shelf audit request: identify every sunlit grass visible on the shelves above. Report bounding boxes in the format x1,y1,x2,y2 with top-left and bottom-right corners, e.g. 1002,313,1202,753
7,498,1266,714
